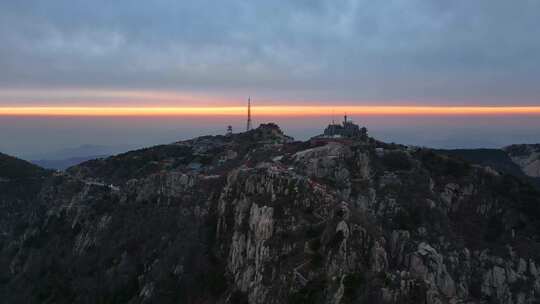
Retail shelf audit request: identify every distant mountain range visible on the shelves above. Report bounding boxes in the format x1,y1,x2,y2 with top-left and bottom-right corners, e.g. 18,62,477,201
25,144,138,170
25,144,134,159
32,155,110,170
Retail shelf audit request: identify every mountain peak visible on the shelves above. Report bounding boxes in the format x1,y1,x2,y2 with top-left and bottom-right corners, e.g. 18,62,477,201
3,128,540,303
245,122,294,143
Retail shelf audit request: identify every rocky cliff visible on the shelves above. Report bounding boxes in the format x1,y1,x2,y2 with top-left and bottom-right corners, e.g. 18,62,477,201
2,124,540,304
505,144,540,178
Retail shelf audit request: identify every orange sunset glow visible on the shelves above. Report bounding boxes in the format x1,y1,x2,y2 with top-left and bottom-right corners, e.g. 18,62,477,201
1,105,540,116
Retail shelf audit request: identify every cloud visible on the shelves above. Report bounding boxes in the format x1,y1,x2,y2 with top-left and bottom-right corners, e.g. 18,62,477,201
0,0,539,105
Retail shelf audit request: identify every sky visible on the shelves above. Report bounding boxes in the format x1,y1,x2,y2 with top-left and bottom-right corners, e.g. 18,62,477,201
1,1,540,159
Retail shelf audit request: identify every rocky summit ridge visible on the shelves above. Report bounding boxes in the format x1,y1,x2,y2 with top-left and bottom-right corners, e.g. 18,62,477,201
2,123,540,304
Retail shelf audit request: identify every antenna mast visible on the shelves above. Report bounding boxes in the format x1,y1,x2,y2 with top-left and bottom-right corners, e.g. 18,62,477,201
246,97,252,131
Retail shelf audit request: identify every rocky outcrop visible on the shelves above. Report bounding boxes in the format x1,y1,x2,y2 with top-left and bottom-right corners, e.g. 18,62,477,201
505,144,540,178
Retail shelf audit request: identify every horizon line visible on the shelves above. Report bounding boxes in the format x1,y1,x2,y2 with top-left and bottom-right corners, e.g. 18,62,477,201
1,105,540,116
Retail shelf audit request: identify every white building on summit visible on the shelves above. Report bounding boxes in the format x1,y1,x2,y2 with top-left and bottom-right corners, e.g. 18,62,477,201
322,115,368,139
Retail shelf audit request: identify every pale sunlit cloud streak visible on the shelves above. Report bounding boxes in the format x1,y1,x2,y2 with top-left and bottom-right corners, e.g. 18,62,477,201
2,105,540,117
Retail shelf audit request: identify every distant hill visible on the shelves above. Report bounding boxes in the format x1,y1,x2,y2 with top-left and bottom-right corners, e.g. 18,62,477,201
23,144,136,162
24,143,139,170
437,147,540,188
32,155,109,170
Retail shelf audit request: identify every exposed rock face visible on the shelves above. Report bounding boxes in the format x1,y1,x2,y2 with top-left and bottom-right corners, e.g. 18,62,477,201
505,144,540,178
2,126,540,303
